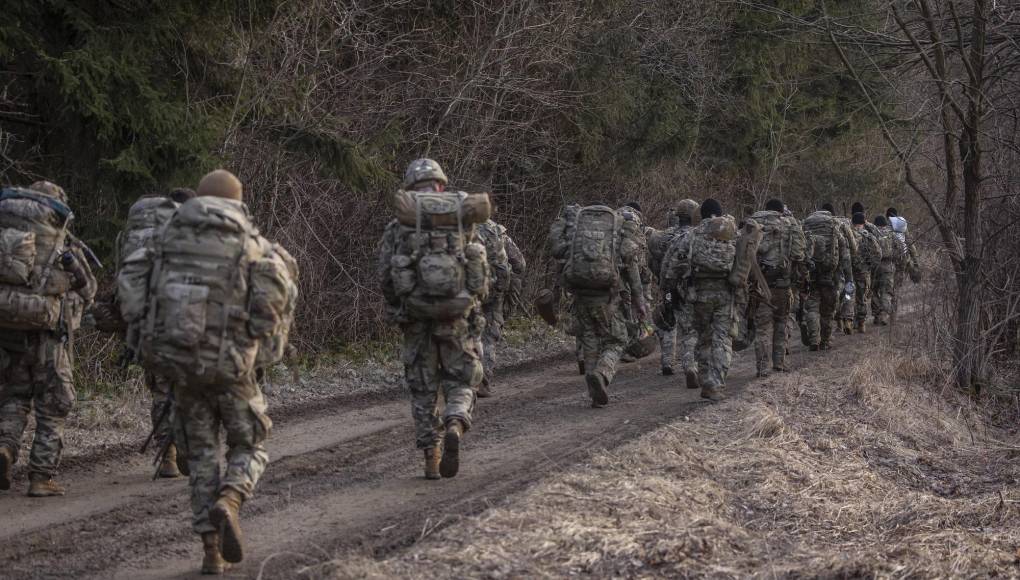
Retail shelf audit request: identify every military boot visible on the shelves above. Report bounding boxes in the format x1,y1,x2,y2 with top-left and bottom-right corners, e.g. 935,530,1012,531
855,320,866,334
0,446,13,491
158,443,183,478
210,488,245,563
684,369,701,390
440,420,464,478
475,379,492,399
842,320,853,335
661,365,674,376
701,384,724,402
423,447,441,480
27,473,65,497
201,532,228,575
585,373,609,408
577,360,585,376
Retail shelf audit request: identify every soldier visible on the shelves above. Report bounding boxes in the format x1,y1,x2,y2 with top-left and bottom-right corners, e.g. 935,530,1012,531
845,208,882,333
749,199,807,377
378,159,488,479
118,170,298,574
551,202,646,407
824,203,857,335
870,214,903,326
502,229,527,324
547,204,586,375
474,218,511,398
801,203,852,351
0,181,97,496
661,199,738,401
618,202,654,363
651,199,700,382
886,207,920,320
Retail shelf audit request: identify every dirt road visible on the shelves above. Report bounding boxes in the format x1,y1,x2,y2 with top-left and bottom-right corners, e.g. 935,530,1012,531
1,338,791,580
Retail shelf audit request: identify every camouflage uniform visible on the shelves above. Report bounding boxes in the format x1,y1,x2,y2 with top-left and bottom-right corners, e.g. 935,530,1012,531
574,294,629,386
502,234,526,322
661,217,738,394
146,372,174,445
475,220,511,389
843,224,882,330
871,225,903,325
173,381,271,533
653,221,698,375
618,207,653,357
834,216,858,331
378,219,482,449
0,240,95,484
801,211,851,348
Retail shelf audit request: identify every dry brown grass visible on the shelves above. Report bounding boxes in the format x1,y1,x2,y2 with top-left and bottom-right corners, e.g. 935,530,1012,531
328,340,1020,579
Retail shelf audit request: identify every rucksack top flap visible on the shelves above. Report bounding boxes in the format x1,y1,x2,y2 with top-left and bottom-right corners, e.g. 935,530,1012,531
171,196,255,235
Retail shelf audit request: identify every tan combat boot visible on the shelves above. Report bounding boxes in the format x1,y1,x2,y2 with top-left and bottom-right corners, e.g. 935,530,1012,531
701,384,725,402
209,488,245,563
201,532,229,575
423,447,441,480
585,373,609,408
855,320,866,334
158,443,183,478
684,369,701,390
27,473,65,497
440,419,464,478
0,446,13,491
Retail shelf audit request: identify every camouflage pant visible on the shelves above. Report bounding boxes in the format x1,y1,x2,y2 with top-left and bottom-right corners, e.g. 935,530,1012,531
804,281,839,347
690,282,735,389
146,372,174,445
0,333,75,478
656,304,697,371
840,269,872,324
479,299,505,386
575,293,627,386
753,286,792,373
871,261,896,324
173,382,271,534
401,318,481,449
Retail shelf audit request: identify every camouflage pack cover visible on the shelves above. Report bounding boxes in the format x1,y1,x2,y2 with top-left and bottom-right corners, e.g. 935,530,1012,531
118,196,298,387
802,211,840,272
0,187,74,330
728,219,763,288
562,205,622,293
117,196,179,271
389,190,490,321
851,226,882,270
688,216,737,277
751,210,806,278
476,219,511,296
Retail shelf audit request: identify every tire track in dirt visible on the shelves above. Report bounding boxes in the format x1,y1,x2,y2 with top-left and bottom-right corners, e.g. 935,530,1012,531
0,334,837,579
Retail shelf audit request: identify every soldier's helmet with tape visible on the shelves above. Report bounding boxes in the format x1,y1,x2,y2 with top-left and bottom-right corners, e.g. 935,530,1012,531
674,198,700,224
29,181,68,203
402,158,448,189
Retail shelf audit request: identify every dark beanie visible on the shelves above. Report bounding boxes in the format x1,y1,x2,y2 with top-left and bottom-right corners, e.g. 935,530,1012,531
874,215,888,227
821,202,835,213
852,212,866,225
886,207,898,217
851,201,865,214
624,201,642,213
765,198,784,212
700,198,722,219
169,187,197,204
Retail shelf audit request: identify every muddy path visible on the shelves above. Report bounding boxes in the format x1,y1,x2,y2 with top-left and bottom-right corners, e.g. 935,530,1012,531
0,330,840,579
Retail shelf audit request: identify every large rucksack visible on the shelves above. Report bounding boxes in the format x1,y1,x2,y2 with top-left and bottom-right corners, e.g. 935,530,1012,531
0,187,75,331
853,227,882,270
116,196,179,271
118,196,298,387
802,211,840,272
751,211,806,283
388,190,491,321
562,205,622,293
476,219,511,298
688,216,737,277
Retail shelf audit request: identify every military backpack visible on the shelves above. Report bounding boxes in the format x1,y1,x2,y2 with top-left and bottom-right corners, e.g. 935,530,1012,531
688,216,737,278
388,190,491,321
0,187,75,331
562,205,622,293
118,196,299,387
476,219,511,297
751,210,806,284
802,211,840,273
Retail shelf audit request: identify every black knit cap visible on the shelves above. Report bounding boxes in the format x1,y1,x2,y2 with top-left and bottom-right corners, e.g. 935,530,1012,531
765,198,784,212
886,207,898,217
852,212,866,225
851,202,865,214
821,202,835,213
624,201,642,213
700,198,723,219
874,215,888,227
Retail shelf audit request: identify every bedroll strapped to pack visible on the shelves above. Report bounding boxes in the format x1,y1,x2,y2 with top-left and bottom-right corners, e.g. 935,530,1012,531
390,191,491,321
0,187,75,331
119,196,298,387
802,212,840,272
562,205,622,293
729,219,763,288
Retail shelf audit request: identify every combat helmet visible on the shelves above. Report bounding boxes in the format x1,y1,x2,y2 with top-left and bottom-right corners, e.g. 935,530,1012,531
402,158,448,189
29,180,68,203
674,198,700,225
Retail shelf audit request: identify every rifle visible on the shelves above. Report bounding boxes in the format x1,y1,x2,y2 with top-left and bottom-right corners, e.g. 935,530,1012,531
140,395,172,455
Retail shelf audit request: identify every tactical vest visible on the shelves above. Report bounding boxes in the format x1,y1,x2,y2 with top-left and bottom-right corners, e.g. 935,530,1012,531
562,205,622,294
119,196,299,387
388,190,491,321
0,188,75,330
